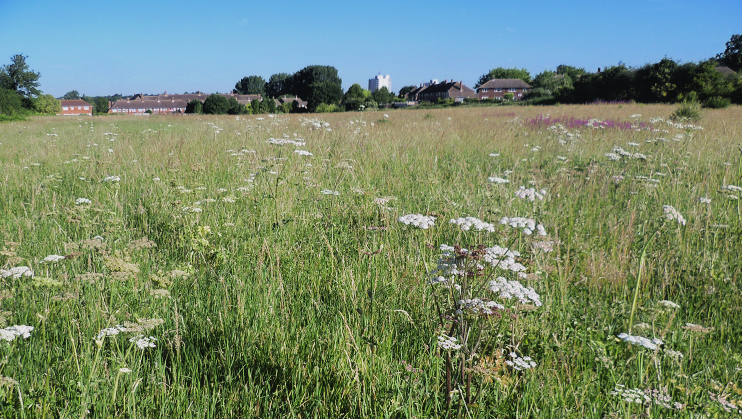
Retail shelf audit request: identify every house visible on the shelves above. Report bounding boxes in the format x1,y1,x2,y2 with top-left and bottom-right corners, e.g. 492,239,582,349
108,92,264,115
273,95,308,109
477,79,531,101
415,80,477,102
60,100,93,115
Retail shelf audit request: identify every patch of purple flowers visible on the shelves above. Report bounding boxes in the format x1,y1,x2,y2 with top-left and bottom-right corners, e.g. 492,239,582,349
527,115,655,131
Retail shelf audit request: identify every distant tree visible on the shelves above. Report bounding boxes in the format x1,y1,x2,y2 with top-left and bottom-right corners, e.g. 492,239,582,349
250,99,261,114
372,86,394,104
202,94,230,114
716,34,742,72
185,99,203,114
292,65,343,111
227,97,249,115
0,54,41,103
235,76,266,95
279,101,292,113
634,57,678,102
63,90,80,100
555,65,587,80
261,98,276,114
475,67,531,88
95,97,110,114
81,95,96,110
34,94,61,114
0,88,23,115
503,93,515,101
343,83,367,111
265,73,292,98
397,85,416,98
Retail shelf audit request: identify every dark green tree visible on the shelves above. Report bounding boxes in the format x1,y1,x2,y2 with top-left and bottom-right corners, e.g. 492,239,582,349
555,65,587,80
0,88,23,115
234,76,266,95
261,98,277,113
397,85,416,98
185,99,203,114
34,94,61,114
202,94,230,114
63,90,80,100
251,99,261,114
95,97,110,114
292,65,343,111
372,86,394,104
227,97,248,115
716,34,742,72
343,83,367,111
0,55,41,103
475,67,531,88
265,73,292,98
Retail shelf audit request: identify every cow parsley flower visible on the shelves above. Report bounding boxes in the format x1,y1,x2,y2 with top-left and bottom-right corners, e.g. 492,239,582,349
658,300,680,309
76,198,92,205
0,325,34,342
398,214,436,229
129,335,157,349
499,217,547,236
662,205,686,226
506,352,537,370
699,197,711,204
514,186,546,201
449,217,496,232
0,266,34,279
617,333,662,350
487,176,509,184
103,175,120,182
294,149,313,156
457,298,504,314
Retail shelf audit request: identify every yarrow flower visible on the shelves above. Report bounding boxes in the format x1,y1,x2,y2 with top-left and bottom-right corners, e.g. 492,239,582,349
499,217,547,236
457,298,504,314
662,205,686,226
658,300,680,309
437,335,461,351
76,198,92,205
506,352,537,371
129,335,157,349
0,325,34,342
0,266,33,279
398,214,436,229
267,138,305,147
487,176,509,184
699,197,711,204
617,333,662,350
102,175,121,182
294,149,313,156
488,277,542,306
41,255,66,263
514,186,546,201
449,217,496,232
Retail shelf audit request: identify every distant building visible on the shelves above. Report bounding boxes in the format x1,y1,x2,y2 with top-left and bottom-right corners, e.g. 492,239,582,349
476,79,531,101
369,74,391,93
415,80,477,103
60,100,93,115
108,92,263,115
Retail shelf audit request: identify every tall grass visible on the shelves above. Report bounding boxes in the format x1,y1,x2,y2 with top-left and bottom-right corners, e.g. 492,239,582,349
0,105,740,417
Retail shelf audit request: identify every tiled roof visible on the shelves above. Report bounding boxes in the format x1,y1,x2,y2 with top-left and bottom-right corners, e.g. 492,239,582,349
61,100,93,107
418,81,477,98
716,66,737,76
477,79,532,90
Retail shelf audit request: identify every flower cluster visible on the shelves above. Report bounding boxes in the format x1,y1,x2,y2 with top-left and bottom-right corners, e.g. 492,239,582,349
437,335,462,351
487,276,541,306
76,197,92,205
662,205,686,226
41,254,66,263
398,214,436,229
321,189,340,195
129,335,157,349
294,149,313,156
506,352,537,371
487,176,509,184
102,175,121,182
0,266,33,279
449,217,496,232
457,298,504,315
611,385,683,410
267,138,306,146
514,186,546,201
499,217,547,236
617,333,662,350
481,246,527,275
0,325,34,342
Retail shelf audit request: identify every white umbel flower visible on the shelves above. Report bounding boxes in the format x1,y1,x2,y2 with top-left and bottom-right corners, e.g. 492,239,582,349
398,214,436,229
449,217,496,232
488,277,541,306
76,198,92,205
0,266,34,279
102,175,120,182
437,335,461,351
41,255,66,263
617,333,662,350
662,205,686,226
0,325,34,342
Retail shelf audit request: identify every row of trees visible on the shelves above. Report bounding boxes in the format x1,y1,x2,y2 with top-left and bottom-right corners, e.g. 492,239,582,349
474,34,742,107
234,65,343,112
184,94,297,115
0,54,63,117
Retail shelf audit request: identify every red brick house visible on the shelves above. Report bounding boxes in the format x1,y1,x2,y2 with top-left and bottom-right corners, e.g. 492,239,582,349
59,100,93,115
415,80,477,102
108,93,264,115
477,79,531,101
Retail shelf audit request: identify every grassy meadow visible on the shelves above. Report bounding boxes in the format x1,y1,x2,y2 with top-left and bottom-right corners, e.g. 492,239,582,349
0,104,741,417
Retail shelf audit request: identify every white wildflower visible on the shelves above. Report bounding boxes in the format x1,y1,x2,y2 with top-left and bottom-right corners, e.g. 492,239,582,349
458,298,504,315
662,205,686,226
488,276,541,306
699,197,711,204
294,149,313,156
437,335,461,351
129,335,157,349
506,352,537,370
0,325,34,342
321,189,340,196
487,176,509,184
398,214,436,229
96,325,127,340
76,198,92,205
41,255,66,264
0,266,34,279
617,333,662,350
658,300,680,309
514,186,546,201
449,217,496,232
723,185,742,192
102,175,120,183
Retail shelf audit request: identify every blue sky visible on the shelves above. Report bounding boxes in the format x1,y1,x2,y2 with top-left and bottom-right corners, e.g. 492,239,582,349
1,0,739,97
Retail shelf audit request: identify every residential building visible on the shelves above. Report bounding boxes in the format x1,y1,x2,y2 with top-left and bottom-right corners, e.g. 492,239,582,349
108,92,263,115
273,95,308,109
477,79,531,100
60,99,93,115
415,80,477,102
369,74,391,93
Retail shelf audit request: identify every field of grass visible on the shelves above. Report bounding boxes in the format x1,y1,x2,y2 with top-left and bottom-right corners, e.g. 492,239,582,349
0,104,741,418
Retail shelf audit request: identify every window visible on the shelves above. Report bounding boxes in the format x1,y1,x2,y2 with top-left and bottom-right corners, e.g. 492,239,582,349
83,106,89,110
523,88,529,92
494,88,502,92
62,107,68,111
509,88,517,92
481,88,488,92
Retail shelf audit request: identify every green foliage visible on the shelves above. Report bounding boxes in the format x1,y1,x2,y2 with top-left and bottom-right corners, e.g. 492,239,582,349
202,94,230,115
185,99,202,114
555,64,587,80
716,34,742,72
95,97,110,114
63,90,80,100
371,86,394,104
0,87,23,115
475,67,532,88
397,85,416,98
503,92,514,101
234,75,266,95
250,99,261,114
702,96,731,109
261,98,277,114
314,103,342,113
265,73,292,98
292,65,343,111
670,94,702,121
33,94,61,114
227,97,248,115
0,54,41,101
522,87,553,100
279,101,292,114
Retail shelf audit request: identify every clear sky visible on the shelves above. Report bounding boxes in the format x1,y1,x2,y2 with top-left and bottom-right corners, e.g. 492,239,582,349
1,0,739,98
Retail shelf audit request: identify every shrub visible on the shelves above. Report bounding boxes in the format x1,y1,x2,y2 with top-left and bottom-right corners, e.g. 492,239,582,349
504,93,515,101
670,96,702,121
185,99,202,114
703,96,731,109
202,94,230,115
315,103,342,113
